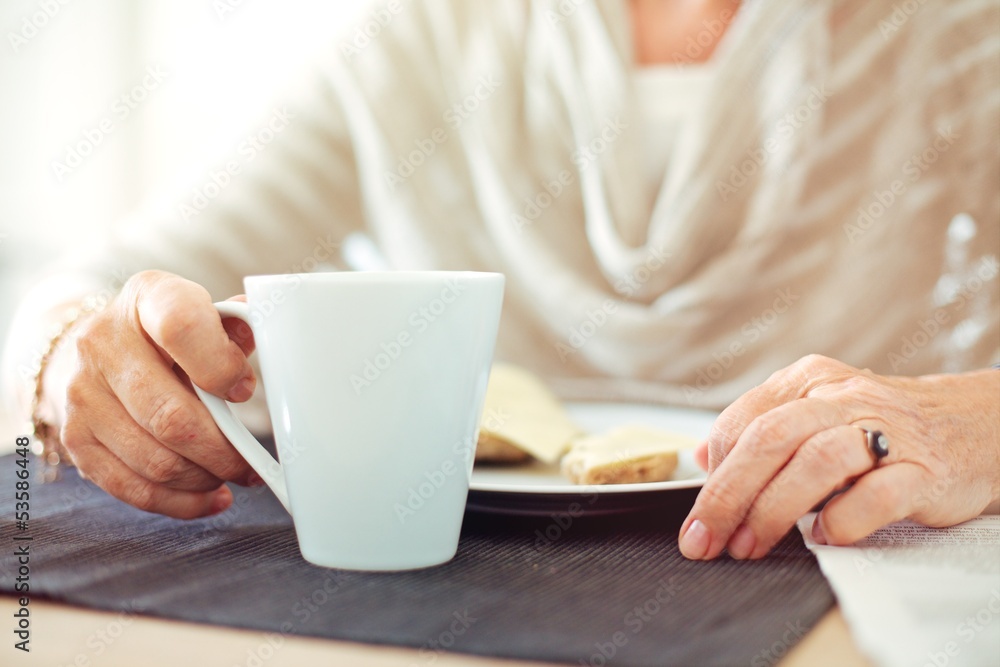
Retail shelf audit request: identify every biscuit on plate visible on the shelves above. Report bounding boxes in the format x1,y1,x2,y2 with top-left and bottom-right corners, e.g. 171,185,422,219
473,363,581,464
561,425,698,485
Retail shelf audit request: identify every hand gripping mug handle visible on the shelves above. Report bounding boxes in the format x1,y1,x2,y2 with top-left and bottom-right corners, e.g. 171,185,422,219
191,301,291,513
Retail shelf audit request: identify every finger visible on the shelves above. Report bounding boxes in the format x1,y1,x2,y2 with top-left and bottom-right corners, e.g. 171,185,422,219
60,420,233,519
706,375,800,473
101,336,256,486
86,387,224,492
134,273,255,401
814,462,923,545
694,441,709,471
222,295,255,357
679,397,847,560
730,425,875,559
706,355,844,472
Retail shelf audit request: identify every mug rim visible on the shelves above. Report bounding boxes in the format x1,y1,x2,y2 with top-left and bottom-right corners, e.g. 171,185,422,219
245,270,504,285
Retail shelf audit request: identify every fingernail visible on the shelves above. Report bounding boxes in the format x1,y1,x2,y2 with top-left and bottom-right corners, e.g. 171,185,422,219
247,472,265,487
227,376,255,402
727,524,757,560
811,517,827,545
210,489,233,515
679,519,711,559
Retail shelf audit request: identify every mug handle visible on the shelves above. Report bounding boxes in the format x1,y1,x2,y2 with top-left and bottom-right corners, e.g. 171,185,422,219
190,301,291,513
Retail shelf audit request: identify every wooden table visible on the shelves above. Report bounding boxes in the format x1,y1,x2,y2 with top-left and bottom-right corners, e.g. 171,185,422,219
0,598,868,666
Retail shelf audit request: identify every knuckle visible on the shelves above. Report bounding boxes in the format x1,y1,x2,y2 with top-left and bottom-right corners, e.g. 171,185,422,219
59,420,88,456
741,413,790,455
699,478,748,517
747,513,789,550
155,309,200,351
147,394,201,445
798,353,833,370
144,447,191,485
812,437,851,469
212,452,250,482
839,373,877,395
196,352,246,392
707,439,728,467
63,377,90,410
72,314,106,359
866,475,904,511
120,478,158,512
129,269,167,287
705,426,727,457
791,354,841,390
227,318,255,349
707,409,747,458
127,270,178,300
818,516,855,545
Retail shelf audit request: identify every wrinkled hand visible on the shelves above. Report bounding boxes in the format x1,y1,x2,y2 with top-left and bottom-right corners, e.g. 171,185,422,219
47,270,258,518
679,354,1000,560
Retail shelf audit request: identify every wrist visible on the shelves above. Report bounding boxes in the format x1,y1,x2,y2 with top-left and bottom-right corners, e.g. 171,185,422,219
29,296,107,471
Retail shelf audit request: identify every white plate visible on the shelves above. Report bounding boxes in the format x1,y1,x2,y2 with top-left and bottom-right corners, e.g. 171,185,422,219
466,403,717,516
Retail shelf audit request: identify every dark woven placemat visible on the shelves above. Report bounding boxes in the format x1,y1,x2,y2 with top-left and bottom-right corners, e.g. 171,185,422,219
0,452,834,666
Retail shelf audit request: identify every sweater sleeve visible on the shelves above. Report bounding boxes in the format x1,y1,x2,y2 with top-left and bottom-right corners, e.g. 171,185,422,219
70,64,369,302
0,15,431,420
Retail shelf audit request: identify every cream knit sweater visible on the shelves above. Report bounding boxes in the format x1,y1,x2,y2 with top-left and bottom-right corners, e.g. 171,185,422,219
4,0,999,418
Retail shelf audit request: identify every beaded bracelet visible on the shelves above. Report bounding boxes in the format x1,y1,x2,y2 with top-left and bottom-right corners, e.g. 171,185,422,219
30,294,107,481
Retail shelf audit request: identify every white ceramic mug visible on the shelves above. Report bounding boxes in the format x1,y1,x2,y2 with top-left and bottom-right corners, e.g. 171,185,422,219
192,271,504,570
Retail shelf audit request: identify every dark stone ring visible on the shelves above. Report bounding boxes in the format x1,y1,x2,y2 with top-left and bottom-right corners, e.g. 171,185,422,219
856,427,889,467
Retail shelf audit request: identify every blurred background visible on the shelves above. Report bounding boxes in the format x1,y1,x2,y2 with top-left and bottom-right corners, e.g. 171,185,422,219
0,0,373,439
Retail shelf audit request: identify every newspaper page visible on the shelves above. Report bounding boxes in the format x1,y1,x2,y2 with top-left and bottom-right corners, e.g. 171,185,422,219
797,514,1000,667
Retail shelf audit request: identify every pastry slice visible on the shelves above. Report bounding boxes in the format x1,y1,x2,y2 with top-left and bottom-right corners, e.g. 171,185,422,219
474,363,582,464
475,431,532,464
561,425,699,485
